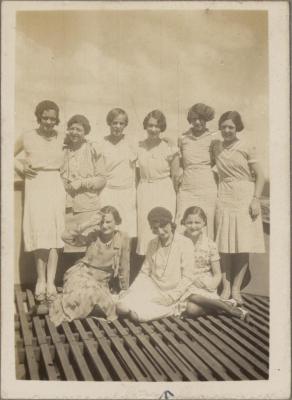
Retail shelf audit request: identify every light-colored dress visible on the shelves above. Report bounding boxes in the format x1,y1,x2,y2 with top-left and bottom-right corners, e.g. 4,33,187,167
22,129,65,251
212,139,265,253
49,229,130,326
98,136,137,237
136,140,179,255
182,233,220,300
118,233,194,322
176,129,219,239
61,141,106,252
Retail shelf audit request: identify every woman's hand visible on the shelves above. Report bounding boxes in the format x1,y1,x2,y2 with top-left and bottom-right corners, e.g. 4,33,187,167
249,198,261,220
23,164,38,179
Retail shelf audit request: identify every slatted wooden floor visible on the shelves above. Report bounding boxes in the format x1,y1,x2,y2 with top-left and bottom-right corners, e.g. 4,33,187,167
15,286,269,381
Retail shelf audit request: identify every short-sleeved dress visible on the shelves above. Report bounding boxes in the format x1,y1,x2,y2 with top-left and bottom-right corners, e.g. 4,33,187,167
118,233,194,322
176,130,219,239
136,140,179,255
49,229,130,326
22,129,66,251
98,136,137,237
212,139,265,253
181,233,220,301
61,141,106,252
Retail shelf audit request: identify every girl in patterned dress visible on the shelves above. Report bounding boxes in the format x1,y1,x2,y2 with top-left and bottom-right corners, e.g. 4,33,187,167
212,111,265,305
181,206,248,320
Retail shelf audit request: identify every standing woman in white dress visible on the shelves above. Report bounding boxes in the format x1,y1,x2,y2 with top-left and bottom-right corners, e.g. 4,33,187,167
99,108,137,239
136,110,180,255
14,100,66,303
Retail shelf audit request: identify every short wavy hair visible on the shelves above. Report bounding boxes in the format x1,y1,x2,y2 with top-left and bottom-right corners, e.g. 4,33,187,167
187,103,215,123
181,206,207,226
100,205,122,225
218,111,244,132
143,110,167,132
67,114,91,135
34,100,60,125
106,108,128,127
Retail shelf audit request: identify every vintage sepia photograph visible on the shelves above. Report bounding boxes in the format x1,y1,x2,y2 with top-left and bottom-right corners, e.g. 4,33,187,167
1,1,290,399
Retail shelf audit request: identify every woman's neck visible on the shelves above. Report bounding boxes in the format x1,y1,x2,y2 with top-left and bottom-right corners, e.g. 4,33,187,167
70,140,86,151
108,134,124,145
223,137,239,148
191,128,207,137
145,136,161,149
186,230,203,246
37,127,56,138
159,231,174,247
99,231,115,243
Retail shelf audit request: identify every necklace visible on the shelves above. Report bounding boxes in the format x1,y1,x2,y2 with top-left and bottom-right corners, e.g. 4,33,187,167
154,234,175,278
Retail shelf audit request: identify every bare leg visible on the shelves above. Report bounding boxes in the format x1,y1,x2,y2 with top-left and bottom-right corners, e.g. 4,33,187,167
185,302,206,318
231,253,249,305
46,248,59,299
34,249,49,301
188,294,244,318
220,253,232,300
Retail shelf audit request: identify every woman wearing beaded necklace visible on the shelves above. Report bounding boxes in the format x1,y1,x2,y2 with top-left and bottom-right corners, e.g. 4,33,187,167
117,207,194,322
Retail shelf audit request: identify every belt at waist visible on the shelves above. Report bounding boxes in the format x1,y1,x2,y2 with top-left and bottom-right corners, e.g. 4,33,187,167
33,168,60,172
220,177,253,183
140,176,170,183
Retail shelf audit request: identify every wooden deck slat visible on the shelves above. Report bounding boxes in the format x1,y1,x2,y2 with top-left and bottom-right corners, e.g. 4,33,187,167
112,320,164,381
242,303,270,326
174,317,248,380
123,319,181,381
72,320,112,381
26,290,59,380
207,315,269,365
253,295,270,307
61,322,94,381
15,288,40,380
162,318,230,381
98,320,148,381
199,317,268,378
247,317,270,337
45,317,77,381
243,295,270,317
141,322,198,381
85,318,130,381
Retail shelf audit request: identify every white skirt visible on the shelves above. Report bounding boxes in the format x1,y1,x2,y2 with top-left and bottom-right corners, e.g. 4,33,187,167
23,171,66,251
137,177,176,255
99,185,137,237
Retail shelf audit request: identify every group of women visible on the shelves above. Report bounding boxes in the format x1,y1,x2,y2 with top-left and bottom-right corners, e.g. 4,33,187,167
14,100,265,326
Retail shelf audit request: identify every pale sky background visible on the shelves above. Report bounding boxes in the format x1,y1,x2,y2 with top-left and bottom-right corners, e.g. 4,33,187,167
15,9,269,174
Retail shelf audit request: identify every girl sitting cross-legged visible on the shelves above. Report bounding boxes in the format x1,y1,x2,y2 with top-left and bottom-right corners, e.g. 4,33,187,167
180,206,249,320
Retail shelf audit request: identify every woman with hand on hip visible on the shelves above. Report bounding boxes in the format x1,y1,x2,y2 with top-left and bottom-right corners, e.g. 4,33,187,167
98,108,137,239
61,114,106,256
212,111,265,305
136,110,180,255
14,100,66,304
176,103,219,239
117,207,194,322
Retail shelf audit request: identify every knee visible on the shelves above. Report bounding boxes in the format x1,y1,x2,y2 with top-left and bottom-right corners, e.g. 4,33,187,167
116,302,130,317
185,302,204,317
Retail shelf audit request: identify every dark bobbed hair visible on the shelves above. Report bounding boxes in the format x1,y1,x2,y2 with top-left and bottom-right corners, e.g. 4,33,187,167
147,206,176,232
106,108,128,127
35,100,60,125
187,103,215,123
143,110,167,133
218,111,244,132
100,205,122,225
67,114,91,135
181,206,207,226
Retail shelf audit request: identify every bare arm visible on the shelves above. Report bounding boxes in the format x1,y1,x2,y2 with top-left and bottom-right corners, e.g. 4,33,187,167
170,154,181,192
249,161,265,220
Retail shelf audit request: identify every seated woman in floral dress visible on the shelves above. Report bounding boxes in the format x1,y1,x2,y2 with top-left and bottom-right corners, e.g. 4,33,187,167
117,207,195,322
48,206,130,326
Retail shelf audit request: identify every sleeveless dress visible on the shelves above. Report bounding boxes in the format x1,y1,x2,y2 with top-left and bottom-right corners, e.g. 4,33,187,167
212,139,265,253
22,129,65,251
98,136,137,237
176,130,219,239
136,140,179,255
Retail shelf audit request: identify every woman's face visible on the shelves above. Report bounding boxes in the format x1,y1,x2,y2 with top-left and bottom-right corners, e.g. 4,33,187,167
68,123,86,146
190,116,206,134
183,214,205,237
110,114,127,137
146,117,161,138
220,119,237,143
100,213,116,236
150,221,172,242
39,109,58,133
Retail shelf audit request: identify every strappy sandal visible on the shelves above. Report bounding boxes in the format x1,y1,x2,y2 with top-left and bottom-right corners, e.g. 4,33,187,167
238,307,250,322
232,291,244,306
35,281,46,303
46,287,58,304
221,298,238,307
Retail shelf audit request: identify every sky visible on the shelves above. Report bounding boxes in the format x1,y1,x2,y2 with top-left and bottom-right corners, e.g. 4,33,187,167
15,9,269,173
